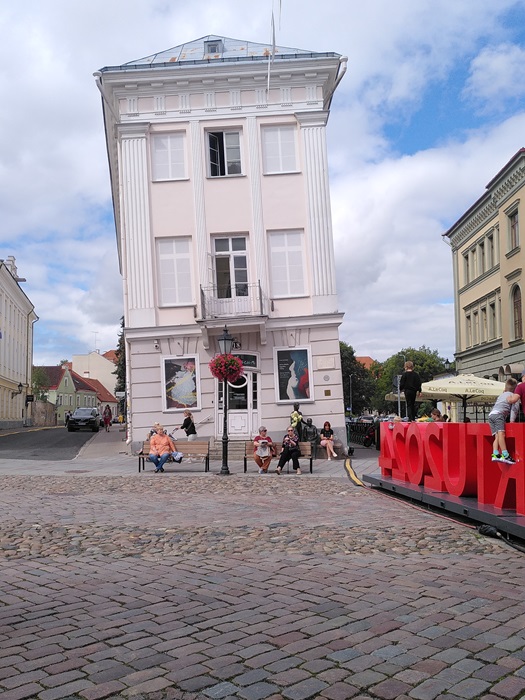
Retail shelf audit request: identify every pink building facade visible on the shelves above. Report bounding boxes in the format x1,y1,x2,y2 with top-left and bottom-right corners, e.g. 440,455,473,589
96,35,348,447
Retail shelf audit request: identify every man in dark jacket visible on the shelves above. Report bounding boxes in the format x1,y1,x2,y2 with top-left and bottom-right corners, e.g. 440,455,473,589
399,361,422,421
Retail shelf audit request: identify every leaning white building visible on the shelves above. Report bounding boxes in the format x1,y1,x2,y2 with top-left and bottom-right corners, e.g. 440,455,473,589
96,35,347,447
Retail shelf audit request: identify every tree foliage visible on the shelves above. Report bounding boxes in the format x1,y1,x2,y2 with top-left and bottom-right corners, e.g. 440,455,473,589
373,346,450,414
31,366,50,400
339,342,376,416
114,316,126,394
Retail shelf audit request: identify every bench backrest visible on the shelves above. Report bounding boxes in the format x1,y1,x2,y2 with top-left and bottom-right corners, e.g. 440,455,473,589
142,440,208,454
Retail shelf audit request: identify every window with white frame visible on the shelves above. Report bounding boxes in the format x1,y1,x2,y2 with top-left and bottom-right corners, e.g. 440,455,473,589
478,241,485,275
486,232,494,269
156,238,193,306
268,230,305,297
207,131,241,177
261,126,297,173
481,306,487,343
465,314,472,348
489,301,497,339
472,310,479,345
151,133,185,181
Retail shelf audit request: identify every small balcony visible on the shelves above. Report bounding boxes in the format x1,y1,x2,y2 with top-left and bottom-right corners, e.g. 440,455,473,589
200,282,269,320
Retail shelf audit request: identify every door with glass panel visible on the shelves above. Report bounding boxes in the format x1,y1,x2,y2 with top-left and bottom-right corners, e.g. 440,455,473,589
212,236,250,315
217,368,259,438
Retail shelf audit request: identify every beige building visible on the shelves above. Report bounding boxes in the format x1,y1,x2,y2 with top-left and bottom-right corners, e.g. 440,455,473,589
72,350,118,396
96,35,348,447
0,256,38,428
444,148,525,380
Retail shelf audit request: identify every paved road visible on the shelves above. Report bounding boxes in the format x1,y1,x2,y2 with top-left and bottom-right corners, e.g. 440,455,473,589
0,426,94,461
0,430,524,700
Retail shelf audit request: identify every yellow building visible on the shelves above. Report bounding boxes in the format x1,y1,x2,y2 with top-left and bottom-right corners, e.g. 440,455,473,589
444,148,525,381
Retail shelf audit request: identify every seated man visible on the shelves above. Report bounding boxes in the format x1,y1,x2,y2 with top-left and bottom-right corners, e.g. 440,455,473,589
148,426,175,473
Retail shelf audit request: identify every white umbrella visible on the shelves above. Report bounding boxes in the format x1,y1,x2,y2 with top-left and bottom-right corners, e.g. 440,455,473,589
420,374,505,420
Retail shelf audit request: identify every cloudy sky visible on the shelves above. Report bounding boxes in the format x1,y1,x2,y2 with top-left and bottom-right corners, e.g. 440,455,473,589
2,0,525,365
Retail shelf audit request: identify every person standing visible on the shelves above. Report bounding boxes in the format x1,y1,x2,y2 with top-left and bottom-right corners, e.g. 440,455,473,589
174,410,197,441
103,405,112,432
400,361,422,422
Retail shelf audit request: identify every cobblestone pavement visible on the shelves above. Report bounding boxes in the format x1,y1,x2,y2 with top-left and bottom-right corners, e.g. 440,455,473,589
1,436,525,700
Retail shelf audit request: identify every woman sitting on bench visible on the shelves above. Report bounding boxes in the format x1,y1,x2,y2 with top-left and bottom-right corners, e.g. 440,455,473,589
276,426,302,475
148,426,175,473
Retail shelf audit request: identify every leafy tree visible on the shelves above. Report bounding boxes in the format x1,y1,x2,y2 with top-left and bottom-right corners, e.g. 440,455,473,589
340,342,376,416
31,366,50,400
114,316,126,395
373,346,449,415
58,359,69,366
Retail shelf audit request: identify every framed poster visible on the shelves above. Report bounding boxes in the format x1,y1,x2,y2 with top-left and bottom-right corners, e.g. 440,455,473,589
274,347,313,403
162,356,200,411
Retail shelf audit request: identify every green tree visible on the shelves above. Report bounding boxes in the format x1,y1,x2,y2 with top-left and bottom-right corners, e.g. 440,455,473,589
114,316,126,394
340,342,376,416
31,366,50,400
373,346,449,415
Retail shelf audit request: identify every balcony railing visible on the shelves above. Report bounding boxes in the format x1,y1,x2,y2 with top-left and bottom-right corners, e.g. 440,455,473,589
200,281,268,320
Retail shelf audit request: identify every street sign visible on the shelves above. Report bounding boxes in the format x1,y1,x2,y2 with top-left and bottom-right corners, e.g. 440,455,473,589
25,394,34,402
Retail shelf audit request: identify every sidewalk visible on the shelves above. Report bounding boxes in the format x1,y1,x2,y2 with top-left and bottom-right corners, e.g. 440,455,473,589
0,426,381,479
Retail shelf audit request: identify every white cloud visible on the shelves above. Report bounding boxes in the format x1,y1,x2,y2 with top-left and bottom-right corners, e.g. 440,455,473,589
1,0,524,366
463,43,525,108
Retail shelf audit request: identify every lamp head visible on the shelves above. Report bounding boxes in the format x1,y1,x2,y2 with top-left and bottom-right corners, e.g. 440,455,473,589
218,326,234,355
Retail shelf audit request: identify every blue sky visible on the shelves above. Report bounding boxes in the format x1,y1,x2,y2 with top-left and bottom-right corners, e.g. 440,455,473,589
1,0,525,365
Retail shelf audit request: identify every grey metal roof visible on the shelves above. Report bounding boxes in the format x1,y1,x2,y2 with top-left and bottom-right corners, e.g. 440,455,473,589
100,35,339,72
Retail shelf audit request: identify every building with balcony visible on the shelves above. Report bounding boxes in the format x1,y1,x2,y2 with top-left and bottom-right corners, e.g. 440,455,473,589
0,257,37,429
444,148,525,380
96,35,347,445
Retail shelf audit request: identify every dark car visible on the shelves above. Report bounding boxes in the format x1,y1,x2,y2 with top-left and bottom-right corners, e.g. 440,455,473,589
67,408,101,432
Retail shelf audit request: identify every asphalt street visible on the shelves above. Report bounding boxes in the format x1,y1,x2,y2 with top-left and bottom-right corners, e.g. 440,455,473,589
0,428,524,700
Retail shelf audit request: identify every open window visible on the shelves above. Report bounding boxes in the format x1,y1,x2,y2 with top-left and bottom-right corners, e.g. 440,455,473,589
208,131,241,177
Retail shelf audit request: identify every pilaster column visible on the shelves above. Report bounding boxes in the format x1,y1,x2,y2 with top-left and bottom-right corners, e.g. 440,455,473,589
296,111,338,313
118,123,156,327
246,116,268,298
190,121,209,297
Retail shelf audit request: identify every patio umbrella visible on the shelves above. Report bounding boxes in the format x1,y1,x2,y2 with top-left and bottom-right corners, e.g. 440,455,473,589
420,374,505,421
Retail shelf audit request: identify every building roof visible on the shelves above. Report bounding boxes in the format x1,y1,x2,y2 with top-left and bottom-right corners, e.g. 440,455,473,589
103,349,118,364
100,34,339,72
356,356,375,370
39,366,67,391
80,377,117,404
70,371,98,394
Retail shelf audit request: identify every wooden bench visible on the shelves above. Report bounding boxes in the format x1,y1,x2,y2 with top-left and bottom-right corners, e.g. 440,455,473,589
243,440,313,474
138,440,210,473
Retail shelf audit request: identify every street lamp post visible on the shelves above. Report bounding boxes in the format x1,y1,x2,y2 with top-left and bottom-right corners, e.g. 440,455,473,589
217,326,235,476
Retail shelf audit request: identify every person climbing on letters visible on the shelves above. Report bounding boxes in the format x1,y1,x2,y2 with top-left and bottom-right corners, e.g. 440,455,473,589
489,378,520,464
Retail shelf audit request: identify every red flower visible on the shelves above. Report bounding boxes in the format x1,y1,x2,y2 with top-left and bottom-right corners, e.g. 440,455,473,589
209,354,244,382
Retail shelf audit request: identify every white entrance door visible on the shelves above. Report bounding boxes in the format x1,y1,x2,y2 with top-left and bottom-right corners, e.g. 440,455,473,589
212,236,250,316
217,371,259,438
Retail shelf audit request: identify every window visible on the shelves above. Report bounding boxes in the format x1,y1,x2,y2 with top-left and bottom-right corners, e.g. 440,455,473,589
481,307,487,343
489,302,497,339
509,211,519,250
213,237,248,298
472,311,479,345
463,253,470,284
513,286,522,340
261,126,297,173
156,238,193,306
151,133,185,180
465,314,472,348
478,241,485,275
208,131,241,177
487,233,494,269
268,230,305,297
205,40,223,54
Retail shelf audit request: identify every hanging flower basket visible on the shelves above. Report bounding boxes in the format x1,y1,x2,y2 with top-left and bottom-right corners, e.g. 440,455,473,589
209,354,244,383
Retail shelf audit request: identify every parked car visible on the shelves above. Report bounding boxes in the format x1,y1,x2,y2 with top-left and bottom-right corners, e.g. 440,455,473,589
67,408,101,432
